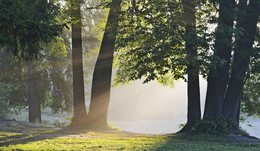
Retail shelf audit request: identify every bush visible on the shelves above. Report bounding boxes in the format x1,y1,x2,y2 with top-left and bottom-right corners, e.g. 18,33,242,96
192,116,238,135
0,100,11,120
53,119,69,128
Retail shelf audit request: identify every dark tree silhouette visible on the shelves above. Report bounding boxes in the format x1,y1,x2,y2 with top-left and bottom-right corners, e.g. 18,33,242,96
204,0,236,117
222,0,260,127
70,0,88,127
179,0,201,133
87,0,122,128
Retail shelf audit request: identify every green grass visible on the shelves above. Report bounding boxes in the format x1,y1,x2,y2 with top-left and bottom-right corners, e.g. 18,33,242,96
0,125,259,151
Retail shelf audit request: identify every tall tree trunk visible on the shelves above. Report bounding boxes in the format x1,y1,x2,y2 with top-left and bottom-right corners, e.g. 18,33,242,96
28,59,41,123
222,0,259,127
87,0,121,128
204,0,235,117
70,0,88,127
26,0,42,124
179,0,201,133
236,102,240,124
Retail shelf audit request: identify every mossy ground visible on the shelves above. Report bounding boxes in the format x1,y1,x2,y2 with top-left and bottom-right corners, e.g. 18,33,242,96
0,124,259,151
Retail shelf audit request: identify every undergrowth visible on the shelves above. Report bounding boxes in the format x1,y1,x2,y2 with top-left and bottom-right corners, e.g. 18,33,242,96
191,116,241,136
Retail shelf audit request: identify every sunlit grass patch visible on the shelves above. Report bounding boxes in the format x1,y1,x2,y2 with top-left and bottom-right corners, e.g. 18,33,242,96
0,125,259,151
0,132,19,138
0,125,55,134
3,134,259,151
107,123,121,131
0,132,24,143
2,134,167,151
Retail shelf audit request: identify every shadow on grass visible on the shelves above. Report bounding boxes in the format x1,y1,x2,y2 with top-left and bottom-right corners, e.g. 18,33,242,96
153,134,260,151
0,126,99,147
0,124,143,148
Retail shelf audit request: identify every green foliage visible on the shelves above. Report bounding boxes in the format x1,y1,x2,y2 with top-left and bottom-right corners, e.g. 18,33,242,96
113,0,214,86
53,119,69,128
240,24,260,117
0,0,107,118
0,30,73,117
0,50,28,118
0,96,10,120
241,73,260,117
114,0,185,85
0,0,65,58
179,123,185,129
62,0,84,25
107,124,121,131
192,117,238,135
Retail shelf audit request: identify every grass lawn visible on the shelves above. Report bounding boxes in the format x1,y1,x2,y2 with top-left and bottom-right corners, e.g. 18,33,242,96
0,125,259,151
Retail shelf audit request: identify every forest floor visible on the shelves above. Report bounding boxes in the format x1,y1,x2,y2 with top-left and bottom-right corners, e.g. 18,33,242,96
0,120,259,151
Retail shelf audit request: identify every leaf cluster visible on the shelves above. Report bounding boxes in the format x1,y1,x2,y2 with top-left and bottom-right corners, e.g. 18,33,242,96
241,73,260,117
0,0,65,59
113,0,214,85
0,31,73,117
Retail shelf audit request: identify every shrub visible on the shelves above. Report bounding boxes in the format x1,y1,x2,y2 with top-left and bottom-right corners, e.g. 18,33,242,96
53,119,69,128
192,116,238,135
0,100,11,120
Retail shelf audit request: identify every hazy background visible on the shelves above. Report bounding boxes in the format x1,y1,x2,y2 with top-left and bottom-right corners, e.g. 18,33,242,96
8,74,260,138
108,76,260,138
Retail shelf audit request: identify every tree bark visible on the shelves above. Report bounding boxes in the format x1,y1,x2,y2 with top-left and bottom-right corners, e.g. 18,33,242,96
179,0,201,133
70,0,88,127
204,0,235,118
236,102,240,125
28,59,41,123
222,0,259,127
87,0,121,128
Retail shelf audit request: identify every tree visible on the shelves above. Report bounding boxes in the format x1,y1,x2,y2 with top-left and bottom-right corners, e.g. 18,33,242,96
0,32,72,120
0,50,28,119
112,0,216,132
28,59,42,123
0,34,72,122
113,0,209,132
0,0,65,123
204,0,236,118
179,0,201,133
27,0,65,123
58,0,109,128
87,0,122,128
45,35,73,114
69,0,88,127
222,0,260,127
